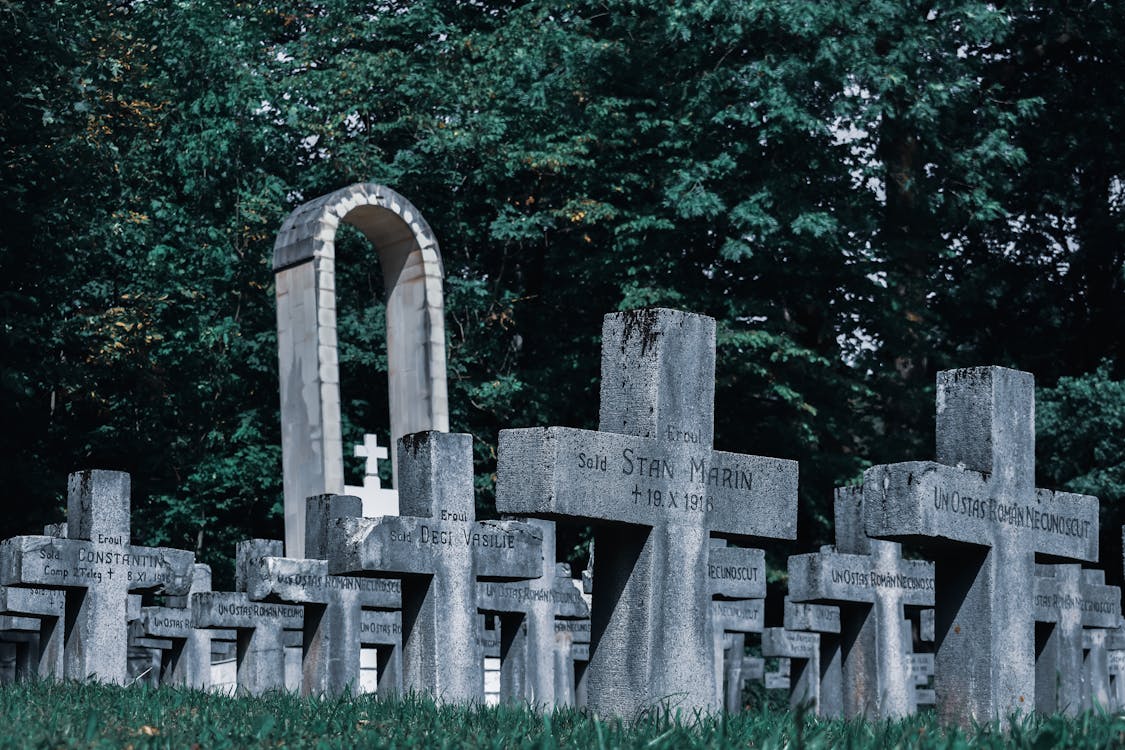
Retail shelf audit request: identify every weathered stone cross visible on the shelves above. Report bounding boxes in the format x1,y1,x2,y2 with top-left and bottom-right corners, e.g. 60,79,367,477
192,540,304,695
783,597,843,717
246,494,402,696
708,540,766,714
497,309,798,717
862,367,1100,726
0,470,194,684
0,585,64,680
1032,564,1119,714
131,563,214,688
789,486,935,718
329,431,543,704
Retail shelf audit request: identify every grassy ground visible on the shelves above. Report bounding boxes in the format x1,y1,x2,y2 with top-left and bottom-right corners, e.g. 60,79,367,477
1,682,1124,749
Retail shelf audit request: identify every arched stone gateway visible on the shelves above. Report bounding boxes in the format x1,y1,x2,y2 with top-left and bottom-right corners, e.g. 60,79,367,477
273,183,449,558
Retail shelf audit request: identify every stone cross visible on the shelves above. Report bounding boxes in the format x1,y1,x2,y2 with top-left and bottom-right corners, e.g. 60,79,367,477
555,607,591,707
1082,627,1112,711
477,580,532,703
789,486,935,719
863,367,1100,727
193,540,304,695
131,563,214,689
246,494,402,696
0,471,194,684
762,628,820,711
783,597,843,717
709,540,766,714
0,586,64,680
345,433,400,518
329,431,544,704
1033,564,1120,714
496,309,798,717
913,652,936,707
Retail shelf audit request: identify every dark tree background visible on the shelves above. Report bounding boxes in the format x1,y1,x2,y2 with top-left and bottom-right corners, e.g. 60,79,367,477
1,0,1122,590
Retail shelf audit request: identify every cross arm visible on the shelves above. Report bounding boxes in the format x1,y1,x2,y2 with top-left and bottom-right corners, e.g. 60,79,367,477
248,556,401,608
862,462,1098,561
192,592,304,629
709,545,766,599
359,609,401,646
788,549,934,606
713,599,764,633
0,585,64,616
762,628,819,658
136,606,195,639
497,427,798,538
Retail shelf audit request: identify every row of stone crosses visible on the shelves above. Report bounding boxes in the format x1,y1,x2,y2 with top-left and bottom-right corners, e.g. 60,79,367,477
0,308,1121,728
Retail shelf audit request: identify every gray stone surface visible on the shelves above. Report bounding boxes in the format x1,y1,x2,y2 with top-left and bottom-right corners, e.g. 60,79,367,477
329,431,543,705
709,540,767,714
359,608,403,693
247,494,402,696
0,585,64,679
784,597,844,718
1033,564,1120,714
274,184,449,558
497,309,798,718
132,563,214,689
863,367,1100,726
0,471,193,684
192,591,303,695
1107,627,1125,710
762,628,820,711
1082,628,1112,711
920,609,935,643
790,486,934,719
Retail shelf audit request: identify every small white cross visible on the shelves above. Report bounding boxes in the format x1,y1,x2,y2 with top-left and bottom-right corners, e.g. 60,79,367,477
354,433,389,488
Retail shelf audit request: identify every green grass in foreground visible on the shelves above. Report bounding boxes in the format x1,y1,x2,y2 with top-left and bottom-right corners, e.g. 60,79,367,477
1,682,1125,749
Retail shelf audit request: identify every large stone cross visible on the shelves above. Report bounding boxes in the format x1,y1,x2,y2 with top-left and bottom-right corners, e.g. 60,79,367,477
0,470,194,684
497,309,798,717
246,494,402,696
329,431,543,704
862,367,1100,726
789,486,935,719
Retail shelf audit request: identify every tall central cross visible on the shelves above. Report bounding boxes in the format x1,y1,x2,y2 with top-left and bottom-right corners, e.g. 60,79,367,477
496,309,798,717
863,367,1099,726
788,486,934,719
329,431,543,704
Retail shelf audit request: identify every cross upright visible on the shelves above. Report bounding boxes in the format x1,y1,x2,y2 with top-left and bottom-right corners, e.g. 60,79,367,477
0,470,194,684
788,486,935,719
131,563,215,689
246,494,402,696
328,430,544,704
497,309,797,716
862,367,1100,727
193,540,305,696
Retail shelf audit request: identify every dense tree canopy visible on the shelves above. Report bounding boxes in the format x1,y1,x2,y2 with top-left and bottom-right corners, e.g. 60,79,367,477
1,0,1122,589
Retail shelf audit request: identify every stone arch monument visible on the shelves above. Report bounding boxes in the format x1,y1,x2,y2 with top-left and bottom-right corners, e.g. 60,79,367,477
273,183,449,558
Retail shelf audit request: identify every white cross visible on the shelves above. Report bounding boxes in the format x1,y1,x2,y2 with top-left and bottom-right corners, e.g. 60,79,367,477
353,433,389,488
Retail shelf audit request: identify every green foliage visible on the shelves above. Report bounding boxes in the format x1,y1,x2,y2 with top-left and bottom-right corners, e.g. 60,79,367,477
3,682,1125,749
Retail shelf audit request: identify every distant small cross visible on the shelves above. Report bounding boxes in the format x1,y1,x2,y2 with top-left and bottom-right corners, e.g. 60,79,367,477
354,433,390,487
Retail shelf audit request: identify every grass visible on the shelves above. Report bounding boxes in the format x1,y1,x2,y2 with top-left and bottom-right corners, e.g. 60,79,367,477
1,682,1124,749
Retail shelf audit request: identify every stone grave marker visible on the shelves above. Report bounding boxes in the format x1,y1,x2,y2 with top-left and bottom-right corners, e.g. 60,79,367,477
555,612,591,707
477,580,532,703
1107,626,1125,710
789,486,935,719
247,494,402,696
0,585,64,680
0,471,194,684
131,563,215,689
329,431,544,704
783,597,843,717
709,540,767,714
1082,628,1112,711
912,652,936,706
1033,564,1120,714
762,628,820,711
497,309,798,717
193,540,304,695
862,367,1100,726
